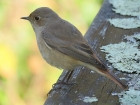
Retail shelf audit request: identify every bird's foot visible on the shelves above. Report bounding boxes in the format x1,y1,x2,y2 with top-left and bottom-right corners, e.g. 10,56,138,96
47,81,76,96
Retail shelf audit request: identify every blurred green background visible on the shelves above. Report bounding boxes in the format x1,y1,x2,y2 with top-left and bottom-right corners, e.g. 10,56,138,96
0,0,103,105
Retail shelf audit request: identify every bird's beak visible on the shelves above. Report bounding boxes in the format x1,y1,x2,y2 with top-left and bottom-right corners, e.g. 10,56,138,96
20,16,29,20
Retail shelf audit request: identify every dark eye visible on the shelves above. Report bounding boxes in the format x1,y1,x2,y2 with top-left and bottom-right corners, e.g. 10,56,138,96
34,16,40,21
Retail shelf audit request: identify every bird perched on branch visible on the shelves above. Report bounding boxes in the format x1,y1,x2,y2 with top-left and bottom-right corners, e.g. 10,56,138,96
21,7,127,90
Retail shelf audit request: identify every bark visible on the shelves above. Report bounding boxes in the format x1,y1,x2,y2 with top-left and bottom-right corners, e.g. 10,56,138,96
44,0,135,105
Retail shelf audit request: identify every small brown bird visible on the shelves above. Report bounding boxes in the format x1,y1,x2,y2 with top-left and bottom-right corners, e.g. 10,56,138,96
21,7,127,89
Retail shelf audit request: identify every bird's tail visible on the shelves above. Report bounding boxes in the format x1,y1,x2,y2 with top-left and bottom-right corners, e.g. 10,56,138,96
79,61,128,90
105,70,128,90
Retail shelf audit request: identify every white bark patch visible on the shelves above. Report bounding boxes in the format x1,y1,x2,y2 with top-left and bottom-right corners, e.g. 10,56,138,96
109,18,140,29
82,96,98,103
112,76,140,105
100,33,140,73
109,0,140,16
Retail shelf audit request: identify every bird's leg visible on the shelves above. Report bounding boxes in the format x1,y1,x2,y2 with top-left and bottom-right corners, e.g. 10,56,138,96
47,70,76,96
53,70,76,87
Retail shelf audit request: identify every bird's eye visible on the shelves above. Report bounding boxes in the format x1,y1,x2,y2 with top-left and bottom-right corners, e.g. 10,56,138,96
34,16,40,21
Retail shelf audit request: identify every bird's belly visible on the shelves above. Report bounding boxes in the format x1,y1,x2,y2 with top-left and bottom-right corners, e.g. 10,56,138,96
37,39,79,70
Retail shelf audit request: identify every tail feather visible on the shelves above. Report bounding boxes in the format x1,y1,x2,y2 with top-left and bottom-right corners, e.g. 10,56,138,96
106,70,128,90
80,62,128,90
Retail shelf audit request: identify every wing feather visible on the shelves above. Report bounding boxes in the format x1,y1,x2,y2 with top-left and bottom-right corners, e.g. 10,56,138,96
42,37,105,70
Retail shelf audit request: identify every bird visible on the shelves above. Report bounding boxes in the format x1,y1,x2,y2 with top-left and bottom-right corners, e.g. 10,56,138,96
21,7,127,90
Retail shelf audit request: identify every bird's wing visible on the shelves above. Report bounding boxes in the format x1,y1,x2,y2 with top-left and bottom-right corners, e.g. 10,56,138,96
41,22,106,70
